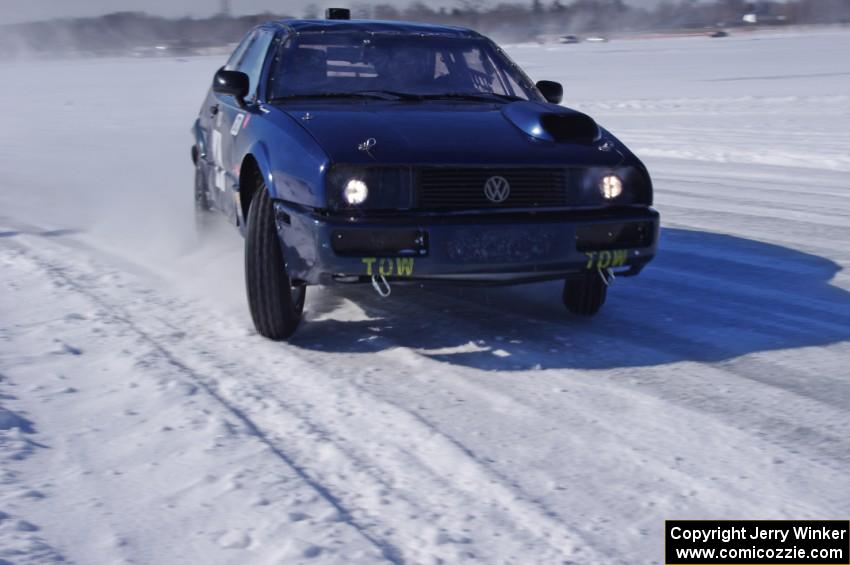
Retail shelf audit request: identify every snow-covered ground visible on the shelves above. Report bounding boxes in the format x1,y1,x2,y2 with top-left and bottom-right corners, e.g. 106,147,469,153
1,29,849,564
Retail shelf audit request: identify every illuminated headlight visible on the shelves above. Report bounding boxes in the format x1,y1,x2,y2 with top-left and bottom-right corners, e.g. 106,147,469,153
327,166,414,210
343,179,369,205
600,174,623,200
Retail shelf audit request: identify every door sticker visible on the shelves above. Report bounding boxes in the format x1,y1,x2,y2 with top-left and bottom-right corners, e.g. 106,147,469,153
211,130,226,192
230,113,245,136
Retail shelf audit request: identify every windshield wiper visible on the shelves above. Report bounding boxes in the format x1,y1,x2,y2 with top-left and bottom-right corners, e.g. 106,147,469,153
269,91,522,103
269,91,404,102
351,90,425,100
419,92,522,102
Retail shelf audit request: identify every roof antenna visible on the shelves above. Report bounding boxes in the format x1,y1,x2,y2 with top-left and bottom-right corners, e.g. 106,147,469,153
325,8,351,20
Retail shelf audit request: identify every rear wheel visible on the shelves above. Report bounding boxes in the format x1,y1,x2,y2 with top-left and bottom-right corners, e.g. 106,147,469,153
563,273,608,316
244,184,305,340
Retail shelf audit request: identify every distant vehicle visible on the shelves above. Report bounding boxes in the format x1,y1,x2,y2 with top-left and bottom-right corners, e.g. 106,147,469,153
191,9,659,339
132,45,171,58
709,30,729,38
560,35,580,44
584,36,608,43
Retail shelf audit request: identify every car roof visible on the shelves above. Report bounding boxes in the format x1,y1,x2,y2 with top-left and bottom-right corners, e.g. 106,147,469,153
267,18,480,38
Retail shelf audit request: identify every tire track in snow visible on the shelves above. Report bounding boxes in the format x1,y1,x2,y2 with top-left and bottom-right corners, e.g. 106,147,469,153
0,231,605,564
315,273,850,475
0,237,404,564
286,286,850,551
3,208,849,561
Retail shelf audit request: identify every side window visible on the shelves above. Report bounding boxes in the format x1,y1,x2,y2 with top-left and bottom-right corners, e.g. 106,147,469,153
225,31,255,71
235,30,275,101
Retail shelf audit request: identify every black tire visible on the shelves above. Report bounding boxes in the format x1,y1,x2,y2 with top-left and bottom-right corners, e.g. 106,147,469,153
244,184,305,340
194,164,215,234
563,273,608,316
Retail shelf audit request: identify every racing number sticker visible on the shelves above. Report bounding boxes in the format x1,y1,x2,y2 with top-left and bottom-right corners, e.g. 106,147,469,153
210,114,245,192
211,130,226,192
585,249,628,270
362,257,415,277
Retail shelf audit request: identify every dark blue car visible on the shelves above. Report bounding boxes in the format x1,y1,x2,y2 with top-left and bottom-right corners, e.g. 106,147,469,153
191,10,659,340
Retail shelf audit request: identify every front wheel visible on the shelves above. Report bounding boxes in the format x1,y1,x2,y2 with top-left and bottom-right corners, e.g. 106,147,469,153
563,273,608,316
244,185,305,340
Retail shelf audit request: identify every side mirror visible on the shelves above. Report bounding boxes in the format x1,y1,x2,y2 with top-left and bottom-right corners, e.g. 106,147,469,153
213,68,250,106
536,80,563,105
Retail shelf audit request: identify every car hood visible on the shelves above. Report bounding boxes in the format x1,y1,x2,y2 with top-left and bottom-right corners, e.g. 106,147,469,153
272,100,627,168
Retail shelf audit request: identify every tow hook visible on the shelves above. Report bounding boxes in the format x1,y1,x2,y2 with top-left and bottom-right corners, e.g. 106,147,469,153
598,266,615,287
371,273,392,297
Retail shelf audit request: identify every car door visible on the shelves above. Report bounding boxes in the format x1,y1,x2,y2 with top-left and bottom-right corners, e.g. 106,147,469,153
208,28,275,222
199,32,252,212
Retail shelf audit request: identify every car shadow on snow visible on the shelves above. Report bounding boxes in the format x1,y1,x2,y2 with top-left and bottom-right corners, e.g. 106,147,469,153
291,228,850,371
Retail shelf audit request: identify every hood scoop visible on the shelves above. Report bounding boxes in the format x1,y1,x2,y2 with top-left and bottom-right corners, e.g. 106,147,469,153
502,101,600,144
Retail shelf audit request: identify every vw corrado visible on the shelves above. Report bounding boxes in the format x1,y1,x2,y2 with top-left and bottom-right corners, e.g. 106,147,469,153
191,10,659,340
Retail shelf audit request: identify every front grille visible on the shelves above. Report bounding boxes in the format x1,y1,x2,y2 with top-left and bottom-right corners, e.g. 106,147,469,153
418,168,568,210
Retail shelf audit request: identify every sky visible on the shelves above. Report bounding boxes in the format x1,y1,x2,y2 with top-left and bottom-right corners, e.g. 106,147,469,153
1,0,664,25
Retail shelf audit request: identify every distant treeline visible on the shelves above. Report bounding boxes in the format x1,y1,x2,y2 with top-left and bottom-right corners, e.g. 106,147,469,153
2,0,849,57
0,13,287,58
350,0,850,39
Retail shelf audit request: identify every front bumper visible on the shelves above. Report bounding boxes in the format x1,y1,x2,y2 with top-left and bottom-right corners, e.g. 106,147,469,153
274,204,660,285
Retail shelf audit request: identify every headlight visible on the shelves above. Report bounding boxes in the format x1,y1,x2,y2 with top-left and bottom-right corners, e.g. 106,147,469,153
327,166,414,210
578,167,651,207
600,174,623,200
343,179,369,205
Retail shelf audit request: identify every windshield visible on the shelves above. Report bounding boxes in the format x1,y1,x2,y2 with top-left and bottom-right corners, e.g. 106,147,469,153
268,32,540,101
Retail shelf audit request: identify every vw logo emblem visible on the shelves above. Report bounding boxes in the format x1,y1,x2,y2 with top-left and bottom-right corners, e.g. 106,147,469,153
483,176,510,203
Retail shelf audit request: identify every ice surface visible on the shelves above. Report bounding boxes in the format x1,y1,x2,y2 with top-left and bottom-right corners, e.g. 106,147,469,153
0,28,848,564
